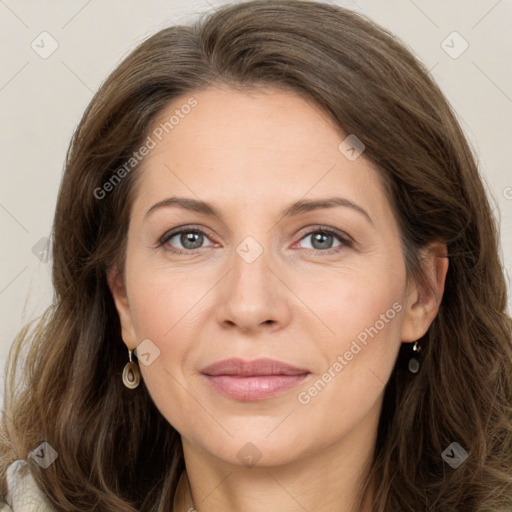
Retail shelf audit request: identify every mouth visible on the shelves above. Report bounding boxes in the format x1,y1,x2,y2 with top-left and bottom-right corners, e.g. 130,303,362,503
200,358,311,401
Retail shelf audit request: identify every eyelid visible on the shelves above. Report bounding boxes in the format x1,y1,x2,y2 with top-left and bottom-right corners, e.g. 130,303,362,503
295,225,354,245
157,224,218,250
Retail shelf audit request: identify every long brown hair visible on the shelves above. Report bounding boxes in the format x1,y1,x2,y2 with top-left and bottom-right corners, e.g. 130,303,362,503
1,1,511,510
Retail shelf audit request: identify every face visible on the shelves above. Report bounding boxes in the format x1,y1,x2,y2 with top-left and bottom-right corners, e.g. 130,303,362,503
108,84,444,469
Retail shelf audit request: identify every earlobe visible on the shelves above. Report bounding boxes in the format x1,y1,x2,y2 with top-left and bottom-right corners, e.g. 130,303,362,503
106,265,138,350
400,242,449,343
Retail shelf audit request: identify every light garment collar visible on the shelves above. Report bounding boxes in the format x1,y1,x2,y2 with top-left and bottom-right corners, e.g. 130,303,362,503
2,459,55,512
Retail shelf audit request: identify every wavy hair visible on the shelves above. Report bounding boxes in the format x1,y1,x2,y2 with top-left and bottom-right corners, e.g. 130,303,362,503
1,1,511,510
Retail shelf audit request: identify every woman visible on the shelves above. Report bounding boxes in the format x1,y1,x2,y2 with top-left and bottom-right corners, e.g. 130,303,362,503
1,1,511,510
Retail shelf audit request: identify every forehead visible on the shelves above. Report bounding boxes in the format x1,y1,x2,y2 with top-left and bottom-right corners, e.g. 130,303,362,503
130,85,387,220
153,84,345,152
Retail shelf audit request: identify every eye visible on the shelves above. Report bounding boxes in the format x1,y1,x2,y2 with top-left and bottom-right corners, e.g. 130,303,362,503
157,225,353,255
295,227,353,253
158,227,215,254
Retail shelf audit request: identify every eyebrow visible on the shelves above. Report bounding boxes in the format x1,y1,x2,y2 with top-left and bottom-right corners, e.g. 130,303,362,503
144,196,374,226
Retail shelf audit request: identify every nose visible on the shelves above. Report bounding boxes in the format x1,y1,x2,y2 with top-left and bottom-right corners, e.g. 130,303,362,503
215,241,291,334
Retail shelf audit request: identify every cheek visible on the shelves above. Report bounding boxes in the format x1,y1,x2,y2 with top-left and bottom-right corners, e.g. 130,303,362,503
125,253,212,341
304,262,405,351
295,266,405,407
293,301,403,446
125,265,207,432
124,258,217,413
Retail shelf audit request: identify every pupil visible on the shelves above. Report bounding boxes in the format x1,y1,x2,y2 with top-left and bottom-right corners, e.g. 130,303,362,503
182,232,202,249
313,232,332,249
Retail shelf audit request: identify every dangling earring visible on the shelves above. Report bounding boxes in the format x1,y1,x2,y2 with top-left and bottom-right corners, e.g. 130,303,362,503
408,340,421,373
122,348,141,389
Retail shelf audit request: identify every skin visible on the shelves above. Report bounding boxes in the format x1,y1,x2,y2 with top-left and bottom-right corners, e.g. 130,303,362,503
108,84,449,512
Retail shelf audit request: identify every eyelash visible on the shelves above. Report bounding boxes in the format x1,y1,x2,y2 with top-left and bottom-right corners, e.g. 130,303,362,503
157,225,354,256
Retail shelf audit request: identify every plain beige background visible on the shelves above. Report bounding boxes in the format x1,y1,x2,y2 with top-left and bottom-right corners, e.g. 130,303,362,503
1,0,511,409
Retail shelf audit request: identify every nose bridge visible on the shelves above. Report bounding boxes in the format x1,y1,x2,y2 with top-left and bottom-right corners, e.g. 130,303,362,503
231,232,273,300
228,204,274,282
215,230,287,330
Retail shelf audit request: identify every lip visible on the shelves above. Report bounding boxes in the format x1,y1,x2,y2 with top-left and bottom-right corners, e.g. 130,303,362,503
200,357,310,376
200,358,310,401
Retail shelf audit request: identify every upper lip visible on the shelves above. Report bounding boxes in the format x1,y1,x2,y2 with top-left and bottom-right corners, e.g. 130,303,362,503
200,358,310,377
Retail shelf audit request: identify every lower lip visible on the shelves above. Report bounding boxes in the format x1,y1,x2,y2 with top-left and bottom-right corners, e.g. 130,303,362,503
202,374,310,401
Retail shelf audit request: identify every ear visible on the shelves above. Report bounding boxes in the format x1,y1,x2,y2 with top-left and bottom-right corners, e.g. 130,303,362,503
400,241,449,343
106,264,138,351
